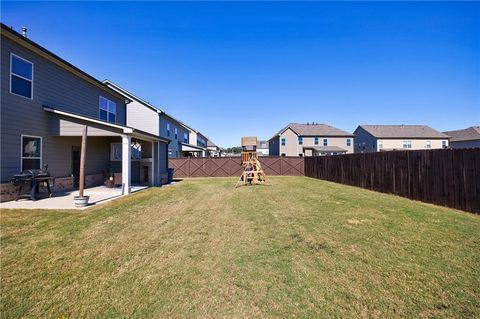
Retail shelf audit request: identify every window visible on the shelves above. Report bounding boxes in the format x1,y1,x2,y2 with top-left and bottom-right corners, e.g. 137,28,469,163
298,136,303,145
442,140,448,148
167,123,170,136
323,138,328,146
168,149,173,157
174,127,178,139
403,140,412,149
11,54,33,99
378,140,383,150
314,137,319,145
21,135,42,170
110,141,142,161
347,138,351,146
426,140,431,149
183,132,188,143
281,138,286,146
99,97,116,122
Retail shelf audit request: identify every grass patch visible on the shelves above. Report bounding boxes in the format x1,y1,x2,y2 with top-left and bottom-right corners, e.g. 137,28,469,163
1,176,479,318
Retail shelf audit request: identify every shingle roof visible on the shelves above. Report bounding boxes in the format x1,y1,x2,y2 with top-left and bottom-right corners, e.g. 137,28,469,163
443,126,480,142
358,125,448,139
207,139,217,147
274,123,353,138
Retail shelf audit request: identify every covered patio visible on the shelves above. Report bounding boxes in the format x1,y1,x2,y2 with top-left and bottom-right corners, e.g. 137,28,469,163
44,107,169,194
0,185,149,210
303,146,348,156
180,142,206,157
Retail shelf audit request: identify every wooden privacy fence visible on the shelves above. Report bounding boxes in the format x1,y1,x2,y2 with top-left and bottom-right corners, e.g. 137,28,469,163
169,156,305,178
305,148,480,214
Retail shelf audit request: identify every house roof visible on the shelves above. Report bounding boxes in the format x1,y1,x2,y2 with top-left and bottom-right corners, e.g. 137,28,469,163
272,123,353,139
43,106,170,143
1,23,128,102
207,139,217,147
102,80,194,133
443,126,480,142
357,125,449,139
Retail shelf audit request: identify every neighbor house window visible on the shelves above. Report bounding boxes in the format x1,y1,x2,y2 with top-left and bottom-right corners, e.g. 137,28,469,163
11,54,33,99
21,135,42,170
442,140,448,148
323,138,328,146
378,140,383,150
347,138,351,146
183,132,188,143
403,140,412,149
174,127,178,139
314,137,319,145
99,97,116,122
167,123,170,136
281,138,286,146
298,136,303,145
426,140,431,149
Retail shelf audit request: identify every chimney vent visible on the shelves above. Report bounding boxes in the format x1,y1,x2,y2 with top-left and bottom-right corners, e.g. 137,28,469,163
21,26,27,37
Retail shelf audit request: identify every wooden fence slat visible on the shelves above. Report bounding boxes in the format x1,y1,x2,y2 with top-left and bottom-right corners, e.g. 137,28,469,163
304,148,479,214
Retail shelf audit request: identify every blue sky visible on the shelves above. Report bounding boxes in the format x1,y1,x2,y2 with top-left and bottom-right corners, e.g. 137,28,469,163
2,1,479,147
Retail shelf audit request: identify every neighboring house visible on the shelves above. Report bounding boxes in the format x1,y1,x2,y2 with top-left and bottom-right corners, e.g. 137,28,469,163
181,129,208,157
444,126,480,149
206,139,222,157
103,80,190,158
269,123,354,157
0,24,169,202
257,140,269,156
354,125,449,153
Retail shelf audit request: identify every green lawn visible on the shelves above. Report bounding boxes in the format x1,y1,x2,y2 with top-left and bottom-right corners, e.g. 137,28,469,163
1,177,479,318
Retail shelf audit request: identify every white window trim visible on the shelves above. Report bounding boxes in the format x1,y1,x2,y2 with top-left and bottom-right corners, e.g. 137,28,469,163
403,140,412,149
10,53,34,100
426,140,431,149
99,96,117,123
20,135,42,171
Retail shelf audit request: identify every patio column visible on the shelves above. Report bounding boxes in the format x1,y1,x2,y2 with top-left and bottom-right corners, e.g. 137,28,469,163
122,135,131,195
151,141,156,186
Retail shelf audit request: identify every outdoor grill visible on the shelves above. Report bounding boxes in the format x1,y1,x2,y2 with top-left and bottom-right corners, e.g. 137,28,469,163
11,165,54,201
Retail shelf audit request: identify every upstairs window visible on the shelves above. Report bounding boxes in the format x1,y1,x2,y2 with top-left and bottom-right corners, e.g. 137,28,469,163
21,135,42,170
314,137,319,145
99,97,116,123
403,140,412,149
281,138,286,146
323,138,328,146
175,127,178,139
426,140,431,149
298,136,303,145
11,54,33,99
346,138,351,146
183,132,188,143
442,140,448,148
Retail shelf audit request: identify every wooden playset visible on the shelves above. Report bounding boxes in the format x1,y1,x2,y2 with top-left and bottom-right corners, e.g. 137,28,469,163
235,136,270,188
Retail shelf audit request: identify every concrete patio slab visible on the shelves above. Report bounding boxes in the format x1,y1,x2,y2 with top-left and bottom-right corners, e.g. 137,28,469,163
0,185,149,210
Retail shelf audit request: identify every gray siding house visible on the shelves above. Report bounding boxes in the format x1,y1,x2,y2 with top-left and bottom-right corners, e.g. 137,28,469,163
269,123,354,156
103,80,190,159
0,24,168,201
444,126,480,149
354,125,449,153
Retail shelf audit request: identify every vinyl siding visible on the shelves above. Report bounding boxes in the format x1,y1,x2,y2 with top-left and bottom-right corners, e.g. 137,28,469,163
449,140,480,149
0,36,126,182
159,116,188,157
126,100,158,136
